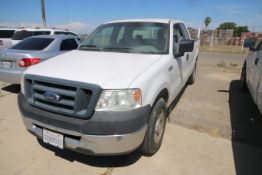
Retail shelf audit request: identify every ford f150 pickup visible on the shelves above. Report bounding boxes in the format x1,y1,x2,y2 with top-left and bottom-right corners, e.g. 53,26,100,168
241,39,262,114
18,19,200,156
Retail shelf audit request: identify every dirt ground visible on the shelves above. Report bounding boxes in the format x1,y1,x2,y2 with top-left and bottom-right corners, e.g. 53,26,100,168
170,52,262,145
1,52,262,175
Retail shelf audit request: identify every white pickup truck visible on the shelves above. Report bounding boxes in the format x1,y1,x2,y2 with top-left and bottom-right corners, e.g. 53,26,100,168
18,19,200,156
241,39,262,114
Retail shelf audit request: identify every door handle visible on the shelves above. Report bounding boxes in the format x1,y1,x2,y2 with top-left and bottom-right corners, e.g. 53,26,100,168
186,54,189,61
255,58,259,65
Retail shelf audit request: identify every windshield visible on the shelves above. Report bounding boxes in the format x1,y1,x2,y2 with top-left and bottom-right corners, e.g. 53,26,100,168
10,37,54,50
79,22,169,54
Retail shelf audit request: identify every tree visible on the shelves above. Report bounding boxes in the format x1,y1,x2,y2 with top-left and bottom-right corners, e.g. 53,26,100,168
217,22,236,30
217,22,249,37
233,26,249,37
204,17,212,30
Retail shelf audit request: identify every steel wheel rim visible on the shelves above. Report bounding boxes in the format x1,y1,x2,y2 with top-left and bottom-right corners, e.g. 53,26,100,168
154,110,165,144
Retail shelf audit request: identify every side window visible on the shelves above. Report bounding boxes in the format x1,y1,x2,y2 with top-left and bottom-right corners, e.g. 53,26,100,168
34,31,51,36
178,23,190,39
60,39,78,51
54,31,69,35
173,24,185,44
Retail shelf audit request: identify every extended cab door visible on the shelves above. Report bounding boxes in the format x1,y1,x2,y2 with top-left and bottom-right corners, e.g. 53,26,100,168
246,41,262,104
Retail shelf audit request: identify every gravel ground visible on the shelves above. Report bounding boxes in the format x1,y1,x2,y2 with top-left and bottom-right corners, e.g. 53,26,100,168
169,52,262,145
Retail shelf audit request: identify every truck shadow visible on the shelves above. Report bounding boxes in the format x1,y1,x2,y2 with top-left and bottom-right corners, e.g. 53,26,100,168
229,80,262,175
1,84,20,94
37,139,142,167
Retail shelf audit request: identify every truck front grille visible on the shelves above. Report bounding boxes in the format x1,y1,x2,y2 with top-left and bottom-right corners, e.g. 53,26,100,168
24,75,102,119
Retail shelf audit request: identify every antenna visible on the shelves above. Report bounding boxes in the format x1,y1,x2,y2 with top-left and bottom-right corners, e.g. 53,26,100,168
65,0,69,27
41,0,47,27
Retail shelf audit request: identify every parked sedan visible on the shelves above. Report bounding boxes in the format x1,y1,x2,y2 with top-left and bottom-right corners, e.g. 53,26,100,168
0,35,79,84
241,39,262,114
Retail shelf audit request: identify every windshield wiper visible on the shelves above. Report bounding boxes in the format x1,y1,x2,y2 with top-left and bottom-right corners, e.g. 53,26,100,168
79,44,102,51
103,47,133,53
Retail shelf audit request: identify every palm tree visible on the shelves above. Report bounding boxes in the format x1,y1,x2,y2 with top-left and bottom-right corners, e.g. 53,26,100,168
204,17,212,31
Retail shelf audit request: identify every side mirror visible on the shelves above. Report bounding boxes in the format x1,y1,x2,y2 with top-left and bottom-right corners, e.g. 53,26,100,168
174,39,194,58
243,38,256,51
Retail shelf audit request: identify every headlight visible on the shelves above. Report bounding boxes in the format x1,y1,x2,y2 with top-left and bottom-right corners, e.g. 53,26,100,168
95,89,142,111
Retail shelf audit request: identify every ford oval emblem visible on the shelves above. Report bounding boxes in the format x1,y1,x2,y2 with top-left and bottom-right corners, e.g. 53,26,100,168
43,92,61,102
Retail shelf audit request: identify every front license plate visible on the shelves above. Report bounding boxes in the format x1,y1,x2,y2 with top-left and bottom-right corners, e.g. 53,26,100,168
2,61,11,68
43,129,64,149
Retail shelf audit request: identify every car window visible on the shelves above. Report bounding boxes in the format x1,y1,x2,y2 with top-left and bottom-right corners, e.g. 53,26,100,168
12,31,34,40
10,38,54,50
90,26,114,47
173,24,185,44
54,31,68,35
12,31,51,40
80,22,169,54
178,23,190,39
60,39,78,51
0,30,16,38
34,31,51,35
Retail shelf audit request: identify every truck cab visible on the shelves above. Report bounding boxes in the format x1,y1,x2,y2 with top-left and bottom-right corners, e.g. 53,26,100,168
18,19,199,156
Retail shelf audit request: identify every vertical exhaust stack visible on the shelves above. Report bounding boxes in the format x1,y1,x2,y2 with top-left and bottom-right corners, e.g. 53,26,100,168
41,0,47,28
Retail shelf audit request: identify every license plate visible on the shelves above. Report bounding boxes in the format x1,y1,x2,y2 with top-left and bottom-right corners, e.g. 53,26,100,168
43,129,64,149
2,61,12,68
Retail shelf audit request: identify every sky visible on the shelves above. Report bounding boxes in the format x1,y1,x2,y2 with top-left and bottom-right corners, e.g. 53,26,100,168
0,0,262,34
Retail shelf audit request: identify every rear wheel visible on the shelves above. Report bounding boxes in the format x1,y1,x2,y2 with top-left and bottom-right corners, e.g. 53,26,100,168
140,98,167,156
240,63,248,92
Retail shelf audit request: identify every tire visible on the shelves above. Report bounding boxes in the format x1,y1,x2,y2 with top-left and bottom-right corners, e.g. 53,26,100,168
240,63,248,92
188,63,197,85
140,98,167,156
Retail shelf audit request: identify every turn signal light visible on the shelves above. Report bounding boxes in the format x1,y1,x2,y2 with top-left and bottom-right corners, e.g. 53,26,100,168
19,58,41,67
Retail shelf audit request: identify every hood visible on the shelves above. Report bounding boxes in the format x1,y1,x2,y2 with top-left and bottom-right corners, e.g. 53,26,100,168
25,50,162,89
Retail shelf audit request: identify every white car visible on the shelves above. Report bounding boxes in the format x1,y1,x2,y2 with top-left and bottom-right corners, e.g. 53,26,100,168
0,28,17,50
18,19,200,156
241,39,262,114
11,28,79,46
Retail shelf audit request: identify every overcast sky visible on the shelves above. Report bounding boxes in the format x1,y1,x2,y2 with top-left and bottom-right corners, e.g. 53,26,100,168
0,0,261,33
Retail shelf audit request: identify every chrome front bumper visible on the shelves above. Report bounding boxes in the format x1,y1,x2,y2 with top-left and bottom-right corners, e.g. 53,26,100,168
0,68,22,84
22,117,147,155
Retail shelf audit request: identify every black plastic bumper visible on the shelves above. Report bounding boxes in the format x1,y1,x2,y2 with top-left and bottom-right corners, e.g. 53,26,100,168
18,93,151,135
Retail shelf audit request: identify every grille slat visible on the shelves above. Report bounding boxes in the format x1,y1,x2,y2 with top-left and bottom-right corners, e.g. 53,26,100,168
32,84,76,97
34,100,74,114
24,75,100,119
33,93,75,107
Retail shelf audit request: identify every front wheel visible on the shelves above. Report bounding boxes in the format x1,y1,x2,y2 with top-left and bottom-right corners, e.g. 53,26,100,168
140,98,167,156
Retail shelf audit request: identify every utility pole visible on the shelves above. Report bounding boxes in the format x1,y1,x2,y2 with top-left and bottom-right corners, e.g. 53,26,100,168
41,0,47,27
